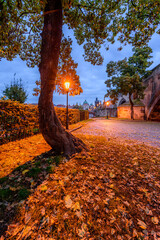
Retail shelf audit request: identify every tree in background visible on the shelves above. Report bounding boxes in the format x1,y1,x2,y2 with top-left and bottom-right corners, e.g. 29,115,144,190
0,0,159,155
105,47,153,119
73,103,83,110
2,74,28,103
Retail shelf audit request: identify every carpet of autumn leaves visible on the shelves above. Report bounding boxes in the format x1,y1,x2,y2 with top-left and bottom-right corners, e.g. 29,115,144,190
0,132,160,239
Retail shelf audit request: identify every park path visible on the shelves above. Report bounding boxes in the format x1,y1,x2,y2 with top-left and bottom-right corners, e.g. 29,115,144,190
74,118,160,148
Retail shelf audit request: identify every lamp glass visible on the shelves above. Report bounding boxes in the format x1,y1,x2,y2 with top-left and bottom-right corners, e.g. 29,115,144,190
65,82,70,90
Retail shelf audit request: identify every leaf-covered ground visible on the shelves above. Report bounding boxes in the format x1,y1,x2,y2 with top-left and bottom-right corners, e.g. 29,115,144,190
0,131,160,239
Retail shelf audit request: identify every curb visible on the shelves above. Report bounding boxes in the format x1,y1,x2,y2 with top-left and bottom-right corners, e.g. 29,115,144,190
69,125,83,133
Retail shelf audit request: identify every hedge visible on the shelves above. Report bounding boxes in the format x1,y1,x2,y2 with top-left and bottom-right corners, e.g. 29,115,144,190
55,107,80,125
0,100,39,145
0,100,89,145
80,110,89,121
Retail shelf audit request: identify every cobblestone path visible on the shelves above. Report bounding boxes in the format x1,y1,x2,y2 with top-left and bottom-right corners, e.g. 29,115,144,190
75,118,160,148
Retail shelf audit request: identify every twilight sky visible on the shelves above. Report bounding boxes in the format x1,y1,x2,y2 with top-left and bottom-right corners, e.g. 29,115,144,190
0,28,159,106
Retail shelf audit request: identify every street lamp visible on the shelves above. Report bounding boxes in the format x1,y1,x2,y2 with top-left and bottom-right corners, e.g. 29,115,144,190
106,101,110,119
64,81,70,130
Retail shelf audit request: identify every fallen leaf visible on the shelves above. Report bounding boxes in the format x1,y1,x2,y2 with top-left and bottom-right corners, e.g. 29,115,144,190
24,213,31,224
111,228,115,235
78,223,87,238
75,210,82,218
22,169,29,175
151,217,159,224
103,198,110,205
137,219,147,229
41,208,45,216
40,185,47,191
78,228,85,238
72,202,80,211
145,207,153,215
110,172,115,178
64,195,72,208
110,215,116,223
9,187,17,191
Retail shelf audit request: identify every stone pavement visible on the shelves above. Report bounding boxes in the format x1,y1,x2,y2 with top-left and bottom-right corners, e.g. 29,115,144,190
75,118,160,148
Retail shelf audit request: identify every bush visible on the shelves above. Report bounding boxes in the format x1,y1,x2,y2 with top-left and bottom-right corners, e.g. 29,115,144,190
2,74,28,103
80,110,89,121
0,101,88,145
0,100,39,144
55,107,80,125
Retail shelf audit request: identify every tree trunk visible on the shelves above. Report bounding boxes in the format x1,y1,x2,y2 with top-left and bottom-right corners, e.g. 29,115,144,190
129,93,134,120
38,0,86,156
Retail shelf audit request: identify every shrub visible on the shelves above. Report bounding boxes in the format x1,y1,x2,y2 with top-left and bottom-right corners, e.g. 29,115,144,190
0,100,39,144
2,74,28,103
0,100,88,145
80,110,89,121
55,107,80,125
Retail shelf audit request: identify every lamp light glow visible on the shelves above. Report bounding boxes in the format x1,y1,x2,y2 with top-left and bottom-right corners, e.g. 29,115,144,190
64,82,70,90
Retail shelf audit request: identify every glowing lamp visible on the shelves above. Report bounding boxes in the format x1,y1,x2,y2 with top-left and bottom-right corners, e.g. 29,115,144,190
64,81,70,130
64,82,70,90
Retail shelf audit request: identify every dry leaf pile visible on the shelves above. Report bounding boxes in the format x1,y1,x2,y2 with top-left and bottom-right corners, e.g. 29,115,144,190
0,134,51,178
0,133,159,239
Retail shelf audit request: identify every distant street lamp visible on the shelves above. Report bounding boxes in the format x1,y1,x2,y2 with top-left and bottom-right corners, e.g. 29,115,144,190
64,81,70,130
106,101,110,119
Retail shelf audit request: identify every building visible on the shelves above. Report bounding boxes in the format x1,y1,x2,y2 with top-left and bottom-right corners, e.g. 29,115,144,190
117,63,160,120
89,103,94,110
82,100,89,110
142,64,160,120
95,97,101,107
117,100,145,120
56,104,65,108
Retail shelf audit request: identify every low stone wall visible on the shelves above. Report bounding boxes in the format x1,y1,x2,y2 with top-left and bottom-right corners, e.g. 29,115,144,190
94,108,117,117
118,105,145,120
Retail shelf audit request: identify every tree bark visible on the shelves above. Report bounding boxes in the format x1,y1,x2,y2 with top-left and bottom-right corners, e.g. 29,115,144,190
129,93,134,120
38,0,87,156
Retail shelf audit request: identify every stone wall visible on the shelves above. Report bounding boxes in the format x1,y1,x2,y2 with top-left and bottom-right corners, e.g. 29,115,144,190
142,64,160,119
118,106,145,120
143,65,160,108
117,64,160,121
95,108,117,117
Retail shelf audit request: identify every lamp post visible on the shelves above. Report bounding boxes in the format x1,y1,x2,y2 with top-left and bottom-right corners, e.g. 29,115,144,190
64,81,70,130
106,101,110,119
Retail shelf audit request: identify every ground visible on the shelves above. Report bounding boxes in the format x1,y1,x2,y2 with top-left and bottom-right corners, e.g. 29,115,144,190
74,118,160,148
0,118,160,239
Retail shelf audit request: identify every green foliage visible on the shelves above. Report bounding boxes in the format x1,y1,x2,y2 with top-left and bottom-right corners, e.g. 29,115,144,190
1,0,159,67
27,167,42,178
0,188,13,201
46,165,55,173
105,47,153,104
2,74,28,103
17,188,30,200
54,155,62,166
0,0,44,66
73,103,83,110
